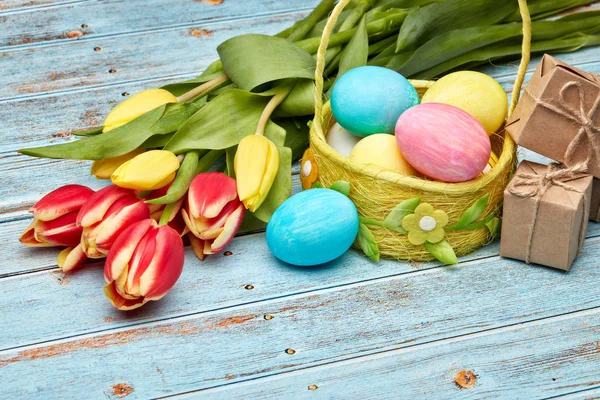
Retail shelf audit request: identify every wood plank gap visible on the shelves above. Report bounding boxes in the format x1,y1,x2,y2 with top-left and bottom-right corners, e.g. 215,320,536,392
0,6,312,53
0,0,97,16
544,385,600,399
143,306,600,398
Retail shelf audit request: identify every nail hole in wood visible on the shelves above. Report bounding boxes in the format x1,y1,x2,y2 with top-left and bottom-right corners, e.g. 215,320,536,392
122,92,130,97
455,370,477,389
264,315,273,320
94,47,101,51
224,251,233,256
244,284,254,290
285,348,296,355
308,384,318,391
81,24,89,28
108,69,117,73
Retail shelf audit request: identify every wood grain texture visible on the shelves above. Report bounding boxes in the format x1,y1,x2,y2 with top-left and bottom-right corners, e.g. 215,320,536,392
0,10,306,101
0,0,318,48
184,308,600,400
0,0,94,13
2,235,600,398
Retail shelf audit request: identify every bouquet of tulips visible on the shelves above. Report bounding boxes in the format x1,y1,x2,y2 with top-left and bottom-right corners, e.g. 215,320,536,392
17,0,600,311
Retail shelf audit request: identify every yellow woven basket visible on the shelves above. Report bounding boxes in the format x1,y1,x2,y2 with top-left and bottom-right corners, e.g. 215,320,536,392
309,0,532,261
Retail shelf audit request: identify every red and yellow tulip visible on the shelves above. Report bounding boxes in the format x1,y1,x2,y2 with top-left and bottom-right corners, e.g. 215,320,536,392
77,185,150,259
104,219,184,310
182,172,245,260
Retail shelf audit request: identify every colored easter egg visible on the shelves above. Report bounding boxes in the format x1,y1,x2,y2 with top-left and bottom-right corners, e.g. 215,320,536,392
266,189,359,266
331,66,420,136
395,103,491,183
327,122,361,157
421,71,508,135
349,134,420,176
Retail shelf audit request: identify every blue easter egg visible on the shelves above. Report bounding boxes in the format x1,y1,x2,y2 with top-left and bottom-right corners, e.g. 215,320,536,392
330,66,420,136
266,189,359,266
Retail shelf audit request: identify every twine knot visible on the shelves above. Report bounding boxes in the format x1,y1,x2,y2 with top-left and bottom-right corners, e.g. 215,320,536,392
508,162,588,264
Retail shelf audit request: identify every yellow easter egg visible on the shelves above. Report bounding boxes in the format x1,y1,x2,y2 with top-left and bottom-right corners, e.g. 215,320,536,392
349,134,419,176
422,71,508,135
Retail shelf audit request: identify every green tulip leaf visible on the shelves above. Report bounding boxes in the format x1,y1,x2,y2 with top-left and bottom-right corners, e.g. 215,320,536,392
357,223,380,262
72,126,103,137
383,197,420,233
141,133,174,149
150,98,207,135
424,240,458,265
253,121,292,223
217,34,316,91
164,89,270,154
239,212,267,235
330,181,351,197
276,117,310,161
311,181,323,189
273,80,315,118
337,15,369,79
162,60,224,96
19,105,167,160
446,194,489,231
225,145,237,179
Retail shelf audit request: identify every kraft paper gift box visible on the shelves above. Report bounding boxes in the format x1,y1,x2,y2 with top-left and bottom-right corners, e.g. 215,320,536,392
592,178,600,223
500,161,593,271
505,54,600,178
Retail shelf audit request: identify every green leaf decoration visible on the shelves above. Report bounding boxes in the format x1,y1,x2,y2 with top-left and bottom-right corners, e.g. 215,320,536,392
382,197,420,234
337,15,369,79
446,194,489,231
395,0,517,52
330,181,351,196
19,105,167,160
486,216,501,239
164,89,270,154
253,121,292,223
273,80,315,118
218,34,316,91
424,240,458,265
311,181,323,189
357,223,380,262
225,146,237,179
72,126,103,137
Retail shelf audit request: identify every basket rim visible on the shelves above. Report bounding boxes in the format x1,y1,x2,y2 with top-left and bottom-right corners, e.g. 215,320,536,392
311,97,517,196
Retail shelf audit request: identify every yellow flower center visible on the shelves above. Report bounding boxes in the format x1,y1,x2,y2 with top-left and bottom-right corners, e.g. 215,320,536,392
302,160,313,177
419,216,437,232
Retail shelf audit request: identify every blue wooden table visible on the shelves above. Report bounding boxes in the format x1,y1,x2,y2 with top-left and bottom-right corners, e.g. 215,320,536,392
2,1,600,399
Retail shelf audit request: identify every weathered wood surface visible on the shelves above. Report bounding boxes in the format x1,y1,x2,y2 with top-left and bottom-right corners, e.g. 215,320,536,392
2,0,600,399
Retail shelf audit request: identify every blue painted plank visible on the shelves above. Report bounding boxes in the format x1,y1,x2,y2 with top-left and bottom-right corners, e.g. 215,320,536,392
187,309,600,400
0,0,318,48
2,235,600,398
0,10,306,101
0,0,94,13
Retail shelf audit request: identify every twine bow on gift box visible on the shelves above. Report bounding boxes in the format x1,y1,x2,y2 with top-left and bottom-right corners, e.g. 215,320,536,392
525,80,600,219
508,163,588,264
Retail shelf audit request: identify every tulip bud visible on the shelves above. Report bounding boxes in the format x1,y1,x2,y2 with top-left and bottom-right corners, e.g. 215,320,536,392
57,244,88,272
111,150,180,191
182,172,245,260
104,219,184,310
234,135,279,212
91,149,146,179
103,88,178,132
77,185,150,258
20,184,95,248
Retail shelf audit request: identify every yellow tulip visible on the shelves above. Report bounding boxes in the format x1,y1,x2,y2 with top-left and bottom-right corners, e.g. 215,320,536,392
234,135,279,212
103,89,178,132
90,149,146,179
111,150,180,191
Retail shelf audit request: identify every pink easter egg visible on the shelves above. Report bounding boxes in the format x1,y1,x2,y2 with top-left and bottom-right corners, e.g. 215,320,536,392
395,103,491,183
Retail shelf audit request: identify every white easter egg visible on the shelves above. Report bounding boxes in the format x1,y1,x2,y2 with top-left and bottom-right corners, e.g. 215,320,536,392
326,123,361,157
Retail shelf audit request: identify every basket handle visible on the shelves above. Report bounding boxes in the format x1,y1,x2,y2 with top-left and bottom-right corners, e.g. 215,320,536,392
313,0,531,138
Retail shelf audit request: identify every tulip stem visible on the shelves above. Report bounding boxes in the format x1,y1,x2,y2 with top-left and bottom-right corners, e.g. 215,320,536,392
159,202,177,226
255,83,295,136
176,73,230,103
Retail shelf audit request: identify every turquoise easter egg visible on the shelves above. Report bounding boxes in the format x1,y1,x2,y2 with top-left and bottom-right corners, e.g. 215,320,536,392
330,66,420,136
266,189,359,266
